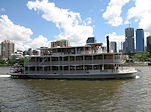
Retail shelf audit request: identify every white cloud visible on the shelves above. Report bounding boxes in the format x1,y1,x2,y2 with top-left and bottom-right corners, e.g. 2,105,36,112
0,15,32,42
0,15,50,51
127,0,151,35
106,32,125,51
0,8,5,12
27,0,94,46
103,0,130,26
26,35,50,49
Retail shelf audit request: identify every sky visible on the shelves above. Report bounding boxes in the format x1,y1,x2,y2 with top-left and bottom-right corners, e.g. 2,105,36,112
0,0,151,51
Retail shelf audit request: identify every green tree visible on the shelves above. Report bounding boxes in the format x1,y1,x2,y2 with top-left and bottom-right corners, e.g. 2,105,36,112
0,60,6,64
133,52,149,62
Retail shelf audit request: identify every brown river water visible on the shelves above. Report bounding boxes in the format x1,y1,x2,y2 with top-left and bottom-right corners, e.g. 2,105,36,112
0,66,151,112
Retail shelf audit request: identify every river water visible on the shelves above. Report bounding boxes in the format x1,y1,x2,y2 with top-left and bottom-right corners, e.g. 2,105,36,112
0,66,150,112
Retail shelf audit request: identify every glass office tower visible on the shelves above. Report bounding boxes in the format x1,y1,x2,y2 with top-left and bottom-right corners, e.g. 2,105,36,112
123,27,135,53
136,29,144,52
147,36,151,53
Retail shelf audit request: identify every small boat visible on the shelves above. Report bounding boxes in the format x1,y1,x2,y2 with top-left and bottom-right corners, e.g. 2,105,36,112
10,66,23,73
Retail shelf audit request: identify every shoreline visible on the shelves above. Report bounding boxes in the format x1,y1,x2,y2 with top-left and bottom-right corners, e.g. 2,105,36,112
124,63,149,66
0,65,11,67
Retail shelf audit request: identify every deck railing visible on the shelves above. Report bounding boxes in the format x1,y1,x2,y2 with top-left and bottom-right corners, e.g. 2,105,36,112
24,67,136,75
41,50,107,56
24,59,123,66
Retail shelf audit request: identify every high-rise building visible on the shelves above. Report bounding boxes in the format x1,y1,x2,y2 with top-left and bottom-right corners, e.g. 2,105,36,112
0,44,1,60
51,39,70,48
136,29,144,52
123,42,126,53
125,27,134,38
1,40,15,60
123,27,135,53
86,37,96,43
147,36,151,53
110,42,117,52
0,44,1,56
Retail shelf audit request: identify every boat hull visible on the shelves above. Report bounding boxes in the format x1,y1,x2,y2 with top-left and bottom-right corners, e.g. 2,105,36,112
11,72,137,80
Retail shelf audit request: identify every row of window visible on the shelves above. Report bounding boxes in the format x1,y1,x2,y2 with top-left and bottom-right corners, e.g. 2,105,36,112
30,55,121,62
25,65,114,71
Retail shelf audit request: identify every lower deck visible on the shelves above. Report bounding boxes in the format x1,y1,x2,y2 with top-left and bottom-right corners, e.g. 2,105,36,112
11,70,137,79
24,64,122,74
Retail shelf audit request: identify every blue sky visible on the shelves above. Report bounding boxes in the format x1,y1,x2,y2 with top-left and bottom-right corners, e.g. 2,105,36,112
0,0,151,50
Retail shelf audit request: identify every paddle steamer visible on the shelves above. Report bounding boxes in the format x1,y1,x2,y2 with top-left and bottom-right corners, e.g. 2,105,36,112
11,36,137,79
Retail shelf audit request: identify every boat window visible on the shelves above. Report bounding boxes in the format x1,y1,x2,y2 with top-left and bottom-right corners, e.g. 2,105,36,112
37,67,43,71
93,55,103,60
104,54,113,59
60,66,62,70
104,65,114,69
63,56,68,61
70,66,75,70
114,54,120,59
52,57,58,61
52,66,58,71
47,57,50,61
30,67,35,71
25,67,28,71
85,65,92,70
44,66,50,71
85,56,92,60
39,58,43,62
31,57,36,62
59,57,62,61
93,65,100,70
77,47,83,54
76,65,83,70
76,56,83,61
43,57,50,62
70,56,75,61
64,66,69,70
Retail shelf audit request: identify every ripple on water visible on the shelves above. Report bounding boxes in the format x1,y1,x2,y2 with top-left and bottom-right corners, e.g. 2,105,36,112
0,66,151,111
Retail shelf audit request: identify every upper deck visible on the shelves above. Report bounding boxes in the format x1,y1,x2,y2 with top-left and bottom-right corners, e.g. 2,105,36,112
25,43,123,66
38,43,115,56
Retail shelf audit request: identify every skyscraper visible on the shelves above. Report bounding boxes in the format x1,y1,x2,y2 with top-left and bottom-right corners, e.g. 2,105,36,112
0,44,1,60
125,27,134,38
123,27,135,53
86,37,96,43
0,44,1,56
1,40,15,60
136,29,144,52
110,42,117,52
147,36,151,53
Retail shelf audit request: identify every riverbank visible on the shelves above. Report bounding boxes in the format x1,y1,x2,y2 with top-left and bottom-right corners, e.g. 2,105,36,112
124,62,149,66
0,65,11,67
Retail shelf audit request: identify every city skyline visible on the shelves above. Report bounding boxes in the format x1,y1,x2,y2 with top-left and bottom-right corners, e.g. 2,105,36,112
0,0,151,51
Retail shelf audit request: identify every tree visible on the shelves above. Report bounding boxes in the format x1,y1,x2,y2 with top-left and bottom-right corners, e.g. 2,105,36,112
133,52,149,62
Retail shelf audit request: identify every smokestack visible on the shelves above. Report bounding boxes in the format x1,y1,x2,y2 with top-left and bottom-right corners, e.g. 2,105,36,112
106,35,109,53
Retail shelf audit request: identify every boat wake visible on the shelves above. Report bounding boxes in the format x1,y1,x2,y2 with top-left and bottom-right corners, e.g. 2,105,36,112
135,75,140,79
0,75,11,78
